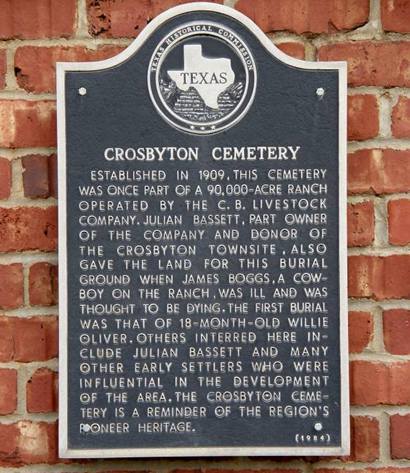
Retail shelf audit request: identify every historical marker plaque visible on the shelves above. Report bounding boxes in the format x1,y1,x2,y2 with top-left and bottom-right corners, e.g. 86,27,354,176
58,2,349,458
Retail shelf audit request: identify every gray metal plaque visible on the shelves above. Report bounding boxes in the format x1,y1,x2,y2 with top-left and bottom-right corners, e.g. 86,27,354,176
58,2,349,458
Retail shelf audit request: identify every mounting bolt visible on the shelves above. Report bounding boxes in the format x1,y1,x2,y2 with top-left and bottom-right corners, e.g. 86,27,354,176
78,87,87,96
314,422,323,432
316,87,325,98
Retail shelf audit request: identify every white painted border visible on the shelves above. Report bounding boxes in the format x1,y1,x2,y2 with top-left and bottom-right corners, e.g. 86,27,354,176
57,1,349,458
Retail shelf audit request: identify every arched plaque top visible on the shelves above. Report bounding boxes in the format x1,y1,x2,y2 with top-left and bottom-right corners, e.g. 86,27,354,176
57,2,346,74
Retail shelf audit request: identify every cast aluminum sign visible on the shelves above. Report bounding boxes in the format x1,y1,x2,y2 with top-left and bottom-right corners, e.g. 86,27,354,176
57,2,349,458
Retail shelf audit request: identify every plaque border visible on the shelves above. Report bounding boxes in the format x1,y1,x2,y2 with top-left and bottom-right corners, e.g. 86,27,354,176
57,1,349,458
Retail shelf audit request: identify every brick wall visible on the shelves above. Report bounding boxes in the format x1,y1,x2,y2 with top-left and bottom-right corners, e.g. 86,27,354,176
0,0,409,470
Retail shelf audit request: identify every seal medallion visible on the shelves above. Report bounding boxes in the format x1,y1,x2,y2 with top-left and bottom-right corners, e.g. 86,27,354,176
148,21,257,134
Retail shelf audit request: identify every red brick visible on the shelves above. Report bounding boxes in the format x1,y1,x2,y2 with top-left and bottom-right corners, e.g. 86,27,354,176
0,423,19,461
0,264,23,310
0,318,14,361
0,316,57,362
29,262,58,306
276,42,306,59
0,100,56,148
21,154,50,199
0,50,5,89
206,470,300,473
388,199,410,245
0,0,76,39
349,311,373,353
351,361,387,403
348,201,374,247
383,309,410,355
315,469,410,473
392,97,410,138
348,149,410,195
348,255,410,300
18,421,57,464
15,45,125,93
0,421,57,466
26,368,57,413
87,0,223,37
13,316,58,362
318,42,410,87
351,360,410,405
0,158,11,200
22,154,56,199
0,369,17,415
48,154,57,198
236,0,369,33
0,207,57,252
381,0,410,33
391,414,410,459
349,416,379,462
348,95,379,141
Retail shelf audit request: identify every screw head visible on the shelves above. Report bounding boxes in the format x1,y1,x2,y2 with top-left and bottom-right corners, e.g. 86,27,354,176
316,87,325,97
314,422,323,431
78,87,87,96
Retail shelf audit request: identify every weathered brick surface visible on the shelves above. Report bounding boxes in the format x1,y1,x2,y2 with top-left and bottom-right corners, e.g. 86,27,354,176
0,263,23,310
349,311,373,353
347,201,374,247
348,95,379,141
348,255,410,299
381,0,410,32
206,470,301,473
235,0,369,33
15,46,125,93
348,416,380,462
318,42,410,87
315,469,410,473
0,158,11,200
0,207,57,252
0,0,76,39
0,423,19,462
48,154,57,198
22,154,56,199
275,42,305,59
348,149,410,195
0,49,6,90
22,155,48,198
0,316,58,362
87,0,223,37
0,318,14,361
0,100,56,148
392,97,410,138
350,361,410,405
390,414,410,459
383,309,410,355
388,199,410,245
0,316,58,363
26,368,57,413
29,262,58,306
0,421,57,466
0,369,17,415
